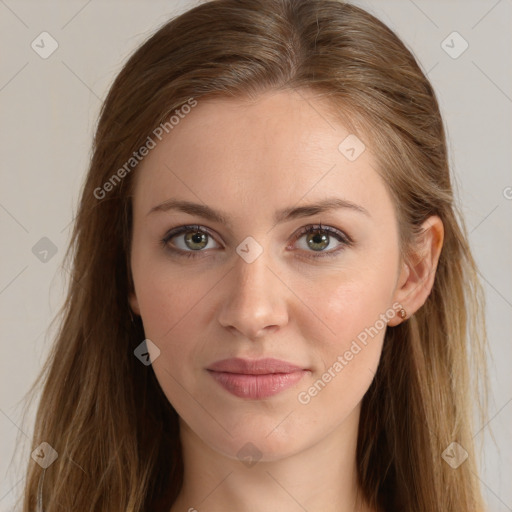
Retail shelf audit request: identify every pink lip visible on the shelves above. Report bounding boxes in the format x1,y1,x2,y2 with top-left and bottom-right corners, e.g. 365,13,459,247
206,357,309,399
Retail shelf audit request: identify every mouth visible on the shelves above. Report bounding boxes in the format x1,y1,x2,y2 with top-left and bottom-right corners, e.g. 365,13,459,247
206,357,310,400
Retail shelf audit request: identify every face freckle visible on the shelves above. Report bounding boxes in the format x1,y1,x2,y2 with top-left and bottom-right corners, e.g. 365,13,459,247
128,89,403,461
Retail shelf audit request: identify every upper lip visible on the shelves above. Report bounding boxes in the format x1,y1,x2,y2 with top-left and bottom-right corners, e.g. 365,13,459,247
207,357,306,375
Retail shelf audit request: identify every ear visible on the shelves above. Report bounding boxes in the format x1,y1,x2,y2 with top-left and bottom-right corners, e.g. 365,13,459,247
388,215,444,326
129,290,141,316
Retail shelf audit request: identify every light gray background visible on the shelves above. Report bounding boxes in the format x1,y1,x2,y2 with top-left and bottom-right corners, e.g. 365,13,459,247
1,1,511,510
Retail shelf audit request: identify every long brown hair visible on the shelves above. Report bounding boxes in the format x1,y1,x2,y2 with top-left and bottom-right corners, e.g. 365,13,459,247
17,0,488,510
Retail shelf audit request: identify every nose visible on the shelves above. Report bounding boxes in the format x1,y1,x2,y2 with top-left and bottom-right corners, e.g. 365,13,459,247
216,250,289,340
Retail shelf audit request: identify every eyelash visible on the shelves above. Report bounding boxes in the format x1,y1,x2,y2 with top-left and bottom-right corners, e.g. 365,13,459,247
160,223,353,260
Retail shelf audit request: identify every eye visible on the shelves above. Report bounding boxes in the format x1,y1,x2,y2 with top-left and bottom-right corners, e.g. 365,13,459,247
291,224,352,258
161,224,221,258
161,223,352,260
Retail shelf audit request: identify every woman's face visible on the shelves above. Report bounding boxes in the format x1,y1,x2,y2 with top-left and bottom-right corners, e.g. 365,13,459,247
129,89,406,461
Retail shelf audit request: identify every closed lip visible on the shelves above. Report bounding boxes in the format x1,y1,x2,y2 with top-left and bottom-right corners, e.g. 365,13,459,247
206,357,310,399
206,357,306,375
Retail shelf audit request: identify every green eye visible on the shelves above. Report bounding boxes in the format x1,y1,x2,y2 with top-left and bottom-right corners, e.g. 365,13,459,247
161,223,353,260
161,225,220,257
294,224,351,257
183,231,209,250
305,231,330,251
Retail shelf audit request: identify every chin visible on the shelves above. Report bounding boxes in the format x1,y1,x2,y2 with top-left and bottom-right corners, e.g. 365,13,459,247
203,418,313,464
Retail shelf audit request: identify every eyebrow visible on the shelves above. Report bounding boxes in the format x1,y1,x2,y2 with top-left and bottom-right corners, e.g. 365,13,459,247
147,197,370,226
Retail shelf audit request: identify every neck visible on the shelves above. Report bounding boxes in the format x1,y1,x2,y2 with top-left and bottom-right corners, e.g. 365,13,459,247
170,406,375,512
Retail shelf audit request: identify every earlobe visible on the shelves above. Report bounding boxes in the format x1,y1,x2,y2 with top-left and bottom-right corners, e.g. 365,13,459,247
129,291,141,316
389,215,444,326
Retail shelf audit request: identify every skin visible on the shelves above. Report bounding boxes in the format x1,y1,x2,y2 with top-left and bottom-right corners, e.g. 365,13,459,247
128,89,444,512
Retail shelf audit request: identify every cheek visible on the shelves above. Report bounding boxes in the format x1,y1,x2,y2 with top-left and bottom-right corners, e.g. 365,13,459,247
294,259,397,406
133,268,210,408
131,258,224,389
293,280,390,422
133,257,213,342
327,281,391,343
302,262,396,350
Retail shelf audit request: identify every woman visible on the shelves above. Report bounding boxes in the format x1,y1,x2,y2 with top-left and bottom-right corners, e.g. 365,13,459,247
20,0,488,510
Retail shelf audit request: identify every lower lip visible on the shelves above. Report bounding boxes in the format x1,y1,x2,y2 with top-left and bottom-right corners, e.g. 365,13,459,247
207,370,308,399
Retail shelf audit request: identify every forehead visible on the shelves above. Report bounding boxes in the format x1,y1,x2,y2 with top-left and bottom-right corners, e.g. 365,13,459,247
132,89,390,222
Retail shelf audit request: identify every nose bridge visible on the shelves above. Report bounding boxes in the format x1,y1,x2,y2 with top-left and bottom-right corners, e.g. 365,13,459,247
217,247,288,339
